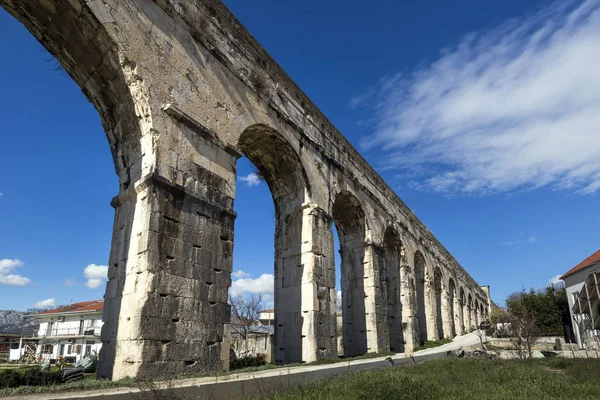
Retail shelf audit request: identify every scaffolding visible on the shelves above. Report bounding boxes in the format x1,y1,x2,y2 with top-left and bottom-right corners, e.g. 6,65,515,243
572,269,600,348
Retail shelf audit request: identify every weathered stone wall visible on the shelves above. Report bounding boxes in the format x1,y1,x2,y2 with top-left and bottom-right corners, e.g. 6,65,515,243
1,0,491,379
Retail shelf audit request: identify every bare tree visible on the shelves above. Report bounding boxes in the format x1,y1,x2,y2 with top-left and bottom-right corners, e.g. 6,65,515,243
506,292,540,359
229,293,265,353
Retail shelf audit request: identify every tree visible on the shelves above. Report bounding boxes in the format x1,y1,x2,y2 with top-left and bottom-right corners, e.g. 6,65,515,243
506,292,541,359
229,293,265,352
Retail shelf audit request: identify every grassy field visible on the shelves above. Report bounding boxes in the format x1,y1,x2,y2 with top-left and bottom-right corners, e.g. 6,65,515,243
265,357,600,400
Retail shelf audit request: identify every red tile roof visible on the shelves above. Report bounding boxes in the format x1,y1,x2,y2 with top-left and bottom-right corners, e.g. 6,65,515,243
561,249,600,280
35,300,104,315
260,308,274,313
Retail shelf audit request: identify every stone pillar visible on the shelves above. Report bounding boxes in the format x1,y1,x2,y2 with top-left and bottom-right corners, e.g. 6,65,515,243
299,204,337,362
454,296,462,336
442,285,453,339
99,171,234,380
400,265,416,353
424,274,437,341
363,243,390,353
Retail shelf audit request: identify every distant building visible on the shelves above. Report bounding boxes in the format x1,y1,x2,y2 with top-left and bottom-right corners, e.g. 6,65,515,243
0,331,21,362
258,308,274,326
14,300,104,362
562,250,600,349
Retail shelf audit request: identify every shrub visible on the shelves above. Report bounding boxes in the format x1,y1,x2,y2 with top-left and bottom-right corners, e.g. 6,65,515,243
230,355,266,370
0,368,63,389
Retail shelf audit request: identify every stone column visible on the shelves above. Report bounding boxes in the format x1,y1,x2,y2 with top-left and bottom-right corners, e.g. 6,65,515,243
400,264,416,353
99,171,234,380
299,204,337,363
454,296,462,336
442,285,453,339
424,273,437,341
363,243,390,353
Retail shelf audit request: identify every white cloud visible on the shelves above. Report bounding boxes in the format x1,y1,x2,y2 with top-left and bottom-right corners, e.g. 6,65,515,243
230,273,274,296
64,279,76,287
0,258,31,286
360,0,600,195
527,236,538,244
34,298,56,309
548,274,563,287
232,270,251,279
502,234,538,247
84,264,108,289
0,192,3,196
239,173,261,187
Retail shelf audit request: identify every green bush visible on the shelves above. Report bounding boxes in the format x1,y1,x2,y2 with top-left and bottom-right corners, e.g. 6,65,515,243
230,355,266,370
0,368,63,389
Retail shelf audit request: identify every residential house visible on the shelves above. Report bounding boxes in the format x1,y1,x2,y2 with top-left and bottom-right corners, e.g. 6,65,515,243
15,300,104,362
562,250,600,349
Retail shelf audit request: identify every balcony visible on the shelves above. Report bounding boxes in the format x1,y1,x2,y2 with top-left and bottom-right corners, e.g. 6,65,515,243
23,326,101,339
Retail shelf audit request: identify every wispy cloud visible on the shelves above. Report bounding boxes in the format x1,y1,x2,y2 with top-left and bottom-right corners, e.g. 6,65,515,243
359,0,600,195
502,235,538,247
83,264,108,289
64,279,76,287
239,173,261,187
34,298,56,309
0,259,31,286
0,192,3,197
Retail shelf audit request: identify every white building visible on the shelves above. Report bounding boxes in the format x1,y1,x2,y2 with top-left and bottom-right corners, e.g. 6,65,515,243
14,300,104,362
562,250,600,349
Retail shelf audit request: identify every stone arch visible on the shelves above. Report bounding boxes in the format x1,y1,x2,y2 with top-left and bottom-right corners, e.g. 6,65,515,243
382,227,404,352
238,124,310,207
333,190,368,357
448,278,457,337
474,299,480,327
237,124,314,364
414,250,429,344
1,1,155,380
433,267,444,340
480,302,485,321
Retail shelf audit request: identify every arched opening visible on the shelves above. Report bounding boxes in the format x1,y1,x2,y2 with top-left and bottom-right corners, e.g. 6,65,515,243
433,268,444,340
474,300,480,327
459,287,467,334
332,191,367,357
383,227,404,353
414,251,428,345
237,124,311,364
480,303,485,322
448,278,457,337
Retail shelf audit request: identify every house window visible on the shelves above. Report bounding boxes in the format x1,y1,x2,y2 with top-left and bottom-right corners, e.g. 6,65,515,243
85,341,95,356
60,344,66,356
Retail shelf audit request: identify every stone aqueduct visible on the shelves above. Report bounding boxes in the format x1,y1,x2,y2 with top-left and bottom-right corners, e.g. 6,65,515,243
1,0,491,379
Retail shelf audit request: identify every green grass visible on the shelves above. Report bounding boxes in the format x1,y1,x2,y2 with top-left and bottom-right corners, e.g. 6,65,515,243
0,374,135,397
418,338,452,350
262,357,600,400
0,352,398,396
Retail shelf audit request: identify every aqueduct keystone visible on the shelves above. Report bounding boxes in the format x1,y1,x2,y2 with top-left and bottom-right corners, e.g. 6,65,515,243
0,0,492,379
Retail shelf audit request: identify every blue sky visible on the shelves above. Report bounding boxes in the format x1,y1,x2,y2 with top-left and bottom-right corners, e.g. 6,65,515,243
1,0,600,310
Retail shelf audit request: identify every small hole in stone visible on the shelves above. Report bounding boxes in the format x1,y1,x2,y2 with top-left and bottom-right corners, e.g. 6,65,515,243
209,301,216,305
159,293,168,298
166,255,175,260
184,360,195,366
172,318,180,323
